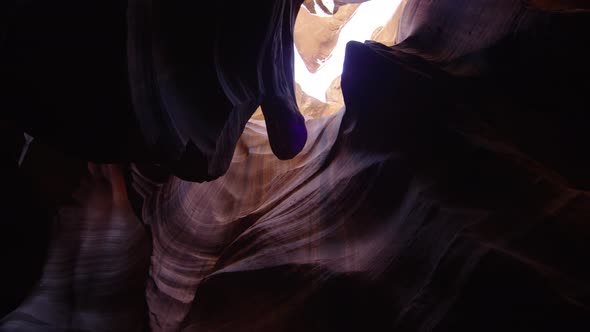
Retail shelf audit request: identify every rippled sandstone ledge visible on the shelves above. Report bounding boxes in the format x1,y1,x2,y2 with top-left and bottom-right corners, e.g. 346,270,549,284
1,0,589,331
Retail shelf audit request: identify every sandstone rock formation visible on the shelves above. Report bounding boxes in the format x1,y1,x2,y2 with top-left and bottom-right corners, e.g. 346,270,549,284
1,163,150,331
371,0,407,46
1,0,308,182
294,3,364,73
1,0,589,331
253,81,342,121
127,0,308,181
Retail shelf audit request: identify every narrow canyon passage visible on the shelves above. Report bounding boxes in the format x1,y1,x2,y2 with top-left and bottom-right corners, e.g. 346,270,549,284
1,1,589,331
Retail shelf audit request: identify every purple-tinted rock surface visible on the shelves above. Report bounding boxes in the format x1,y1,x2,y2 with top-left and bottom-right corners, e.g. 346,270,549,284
1,0,589,331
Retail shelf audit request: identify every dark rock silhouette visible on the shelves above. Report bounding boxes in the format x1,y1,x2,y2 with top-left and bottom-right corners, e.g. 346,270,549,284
1,0,589,331
2,0,307,182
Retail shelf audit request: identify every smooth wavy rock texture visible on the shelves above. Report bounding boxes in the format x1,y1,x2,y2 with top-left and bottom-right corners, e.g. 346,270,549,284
127,0,307,181
1,0,590,331
1,0,308,182
1,164,150,331
294,3,364,73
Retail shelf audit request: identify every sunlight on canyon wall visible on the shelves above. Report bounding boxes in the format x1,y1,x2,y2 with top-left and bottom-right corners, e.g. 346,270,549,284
252,0,402,121
294,0,402,102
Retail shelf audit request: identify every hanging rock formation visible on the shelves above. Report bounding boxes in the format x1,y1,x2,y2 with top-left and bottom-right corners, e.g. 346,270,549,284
1,0,308,182
1,0,589,331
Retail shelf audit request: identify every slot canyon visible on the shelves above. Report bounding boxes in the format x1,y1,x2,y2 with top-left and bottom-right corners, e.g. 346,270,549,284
0,0,589,331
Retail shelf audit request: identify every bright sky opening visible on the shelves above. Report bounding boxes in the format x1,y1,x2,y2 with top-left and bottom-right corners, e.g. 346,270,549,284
294,0,402,102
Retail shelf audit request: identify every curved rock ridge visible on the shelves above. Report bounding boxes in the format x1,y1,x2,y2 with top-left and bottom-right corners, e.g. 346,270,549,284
139,113,342,331
1,0,308,182
138,23,590,328
127,0,308,181
1,164,150,332
149,0,589,329
1,0,589,331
